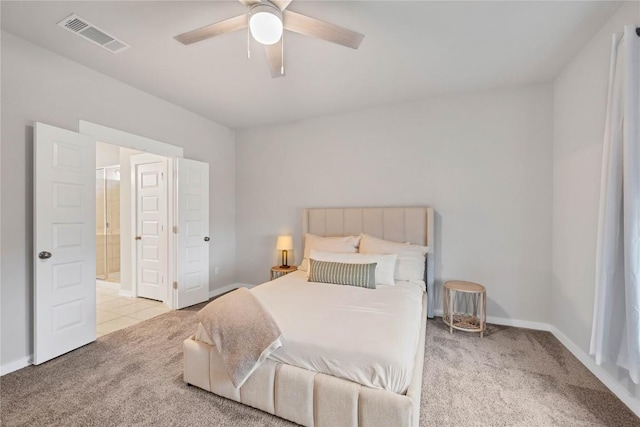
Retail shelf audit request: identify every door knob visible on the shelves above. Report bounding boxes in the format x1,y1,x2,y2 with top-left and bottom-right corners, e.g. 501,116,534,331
204,237,210,242
38,251,52,259
135,236,142,240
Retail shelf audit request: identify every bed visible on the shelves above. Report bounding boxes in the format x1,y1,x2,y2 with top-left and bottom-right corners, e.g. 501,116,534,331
184,207,435,427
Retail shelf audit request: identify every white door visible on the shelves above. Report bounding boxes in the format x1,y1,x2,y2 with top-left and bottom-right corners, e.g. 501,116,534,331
175,158,210,309
34,122,96,365
135,160,168,301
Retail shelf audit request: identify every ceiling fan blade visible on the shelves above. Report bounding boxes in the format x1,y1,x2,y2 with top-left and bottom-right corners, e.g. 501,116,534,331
240,0,289,9
271,0,293,11
238,0,261,6
175,14,248,45
264,42,285,78
283,10,364,49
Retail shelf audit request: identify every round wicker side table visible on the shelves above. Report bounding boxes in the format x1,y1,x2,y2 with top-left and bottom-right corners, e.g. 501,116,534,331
443,281,486,338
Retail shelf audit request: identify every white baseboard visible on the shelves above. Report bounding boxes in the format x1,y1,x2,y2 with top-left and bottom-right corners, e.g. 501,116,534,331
432,310,639,417
118,289,133,298
1,356,32,376
548,325,640,418
208,283,254,300
432,309,551,332
485,315,551,331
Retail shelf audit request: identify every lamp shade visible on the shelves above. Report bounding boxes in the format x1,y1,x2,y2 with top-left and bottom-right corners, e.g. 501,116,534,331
249,4,283,45
276,235,293,250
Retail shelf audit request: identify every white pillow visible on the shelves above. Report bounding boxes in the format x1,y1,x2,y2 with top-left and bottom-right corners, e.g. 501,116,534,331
358,234,428,282
309,250,398,286
298,234,360,271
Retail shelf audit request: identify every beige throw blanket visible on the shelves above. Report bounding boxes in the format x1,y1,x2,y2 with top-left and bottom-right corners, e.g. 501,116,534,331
196,287,283,388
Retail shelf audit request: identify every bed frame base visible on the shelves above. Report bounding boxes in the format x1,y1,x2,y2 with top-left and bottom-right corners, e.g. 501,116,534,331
184,294,426,427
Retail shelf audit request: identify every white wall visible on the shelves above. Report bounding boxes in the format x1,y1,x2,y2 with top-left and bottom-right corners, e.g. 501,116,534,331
236,84,554,323
552,1,640,405
0,32,237,367
96,141,120,168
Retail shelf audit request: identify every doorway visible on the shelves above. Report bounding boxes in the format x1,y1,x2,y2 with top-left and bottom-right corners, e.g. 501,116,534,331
34,121,211,364
94,143,170,337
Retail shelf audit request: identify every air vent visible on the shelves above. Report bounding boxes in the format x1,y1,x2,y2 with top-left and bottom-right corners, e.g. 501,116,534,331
57,14,130,54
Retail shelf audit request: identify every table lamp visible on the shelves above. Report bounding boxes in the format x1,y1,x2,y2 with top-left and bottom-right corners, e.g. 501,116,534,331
276,235,293,268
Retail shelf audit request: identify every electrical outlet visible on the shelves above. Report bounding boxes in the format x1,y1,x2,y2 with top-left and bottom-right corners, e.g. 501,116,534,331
214,267,220,275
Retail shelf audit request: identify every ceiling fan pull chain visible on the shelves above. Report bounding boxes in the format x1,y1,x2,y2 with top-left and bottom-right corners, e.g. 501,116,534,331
281,31,285,75
247,14,251,59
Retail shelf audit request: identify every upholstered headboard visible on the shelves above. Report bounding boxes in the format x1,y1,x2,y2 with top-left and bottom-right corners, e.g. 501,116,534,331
302,207,435,318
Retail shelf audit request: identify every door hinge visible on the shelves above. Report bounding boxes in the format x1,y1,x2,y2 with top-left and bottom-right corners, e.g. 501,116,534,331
173,281,178,290
173,226,178,234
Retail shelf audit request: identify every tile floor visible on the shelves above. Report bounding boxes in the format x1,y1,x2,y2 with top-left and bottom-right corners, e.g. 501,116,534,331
96,281,170,338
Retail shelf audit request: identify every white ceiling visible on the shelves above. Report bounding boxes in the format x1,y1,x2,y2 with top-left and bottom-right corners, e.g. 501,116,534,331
1,1,622,129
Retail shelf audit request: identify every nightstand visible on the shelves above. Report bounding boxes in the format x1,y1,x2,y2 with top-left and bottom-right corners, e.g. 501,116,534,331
271,266,297,280
443,280,487,338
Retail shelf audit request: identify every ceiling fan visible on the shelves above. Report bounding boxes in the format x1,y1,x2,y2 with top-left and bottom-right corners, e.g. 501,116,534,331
174,0,364,78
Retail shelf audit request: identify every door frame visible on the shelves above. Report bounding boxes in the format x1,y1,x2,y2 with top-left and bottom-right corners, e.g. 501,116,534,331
131,153,170,304
79,121,183,309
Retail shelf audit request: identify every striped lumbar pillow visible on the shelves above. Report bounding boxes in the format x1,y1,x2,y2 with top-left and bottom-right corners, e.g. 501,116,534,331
308,259,377,289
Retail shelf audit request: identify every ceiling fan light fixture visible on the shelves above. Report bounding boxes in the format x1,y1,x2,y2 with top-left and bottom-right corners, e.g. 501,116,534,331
249,3,283,45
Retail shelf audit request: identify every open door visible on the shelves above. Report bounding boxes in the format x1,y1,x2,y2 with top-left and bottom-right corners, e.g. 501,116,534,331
175,158,210,309
34,123,96,364
133,156,168,302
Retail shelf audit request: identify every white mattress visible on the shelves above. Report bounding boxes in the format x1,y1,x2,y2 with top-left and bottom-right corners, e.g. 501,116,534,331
197,271,425,394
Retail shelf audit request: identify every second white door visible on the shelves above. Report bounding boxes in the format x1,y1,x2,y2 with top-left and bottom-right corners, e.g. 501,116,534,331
135,159,168,301
175,158,210,309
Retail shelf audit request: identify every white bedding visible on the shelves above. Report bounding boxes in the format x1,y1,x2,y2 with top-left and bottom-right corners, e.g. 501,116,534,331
196,271,425,394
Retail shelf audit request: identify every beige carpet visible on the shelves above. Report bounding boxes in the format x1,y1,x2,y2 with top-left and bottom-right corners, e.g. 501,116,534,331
1,305,638,426
422,322,639,426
